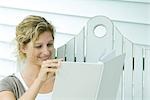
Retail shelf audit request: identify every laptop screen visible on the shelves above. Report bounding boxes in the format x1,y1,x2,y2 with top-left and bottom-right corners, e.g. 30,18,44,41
52,54,125,100
96,54,125,100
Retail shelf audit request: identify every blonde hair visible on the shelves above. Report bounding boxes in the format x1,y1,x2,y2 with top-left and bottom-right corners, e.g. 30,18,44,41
16,15,55,60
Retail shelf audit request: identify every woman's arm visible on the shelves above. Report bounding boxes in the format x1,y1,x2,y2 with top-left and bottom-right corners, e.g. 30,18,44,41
0,59,61,100
19,59,61,100
18,78,43,100
0,91,16,100
0,78,42,100
19,59,62,100
0,75,43,100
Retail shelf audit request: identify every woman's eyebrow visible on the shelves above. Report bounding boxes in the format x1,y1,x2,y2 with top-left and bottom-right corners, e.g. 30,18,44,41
34,40,54,44
48,40,54,43
34,43,42,45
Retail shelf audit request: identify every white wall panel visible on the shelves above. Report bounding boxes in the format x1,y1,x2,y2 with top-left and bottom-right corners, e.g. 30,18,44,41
133,45,143,100
114,27,123,100
0,0,149,24
143,49,150,100
75,28,85,62
0,25,15,42
0,59,16,76
0,7,88,35
65,38,75,61
0,4,149,46
114,27,123,55
0,24,74,48
0,42,16,61
54,33,74,48
122,0,150,3
57,45,66,60
123,39,133,100
114,22,150,46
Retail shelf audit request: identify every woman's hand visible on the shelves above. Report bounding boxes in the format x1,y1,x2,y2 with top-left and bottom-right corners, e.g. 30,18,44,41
37,59,62,83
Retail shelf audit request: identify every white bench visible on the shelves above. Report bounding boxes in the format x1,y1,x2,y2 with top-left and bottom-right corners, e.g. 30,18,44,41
56,16,150,100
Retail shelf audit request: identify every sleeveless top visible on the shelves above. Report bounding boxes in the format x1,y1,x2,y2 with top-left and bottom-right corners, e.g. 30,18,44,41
0,74,25,99
14,73,53,100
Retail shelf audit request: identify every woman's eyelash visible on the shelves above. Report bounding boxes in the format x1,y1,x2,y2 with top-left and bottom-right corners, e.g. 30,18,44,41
35,45,42,48
47,43,53,46
34,43,53,48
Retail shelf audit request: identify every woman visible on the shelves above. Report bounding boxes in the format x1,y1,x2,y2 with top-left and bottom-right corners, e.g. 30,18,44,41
0,15,62,99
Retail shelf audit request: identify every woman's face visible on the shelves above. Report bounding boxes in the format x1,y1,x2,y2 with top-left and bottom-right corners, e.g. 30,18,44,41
23,31,54,66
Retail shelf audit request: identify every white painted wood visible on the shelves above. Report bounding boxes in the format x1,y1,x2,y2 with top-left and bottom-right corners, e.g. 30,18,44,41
133,45,143,100
0,59,16,76
0,7,88,35
0,25,15,43
143,49,150,100
86,16,113,62
114,27,123,55
0,0,149,24
114,27,123,100
0,42,16,61
114,22,150,46
65,38,75,61
123,39,133,100
57,44,66,60
75,28,85,62
122,0,150,3
0,24,75,49
0,5,149,45
54,33,74,48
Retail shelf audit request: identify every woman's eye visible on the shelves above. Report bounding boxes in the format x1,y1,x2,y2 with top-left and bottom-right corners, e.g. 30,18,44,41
35,45,42,48
47,44,53,47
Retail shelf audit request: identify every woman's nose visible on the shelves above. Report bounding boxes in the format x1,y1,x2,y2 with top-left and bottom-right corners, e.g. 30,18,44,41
42,46,50,55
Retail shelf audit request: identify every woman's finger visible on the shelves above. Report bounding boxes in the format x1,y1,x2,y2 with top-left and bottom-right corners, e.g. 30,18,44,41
44,58,63,64
42,63,60,68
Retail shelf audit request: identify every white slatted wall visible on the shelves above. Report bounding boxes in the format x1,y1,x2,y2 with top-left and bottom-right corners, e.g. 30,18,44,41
144,49,150,100
123,39,133,100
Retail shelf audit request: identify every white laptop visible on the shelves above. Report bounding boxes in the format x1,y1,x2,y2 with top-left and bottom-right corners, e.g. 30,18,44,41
52,62,104,100
96,53,125,100
52,54,125,100
99,49,116,63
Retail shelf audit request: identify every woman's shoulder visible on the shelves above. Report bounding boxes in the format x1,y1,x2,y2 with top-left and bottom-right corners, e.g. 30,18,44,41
0,74,26,98
0,74,18,91
0,75,14,84
0,74,18,83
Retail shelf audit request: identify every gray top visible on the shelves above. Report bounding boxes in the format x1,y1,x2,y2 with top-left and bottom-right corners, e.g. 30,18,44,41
0,75,25,99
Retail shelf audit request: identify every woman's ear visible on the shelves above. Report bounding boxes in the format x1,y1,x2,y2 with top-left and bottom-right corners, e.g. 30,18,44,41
20,44,28,54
